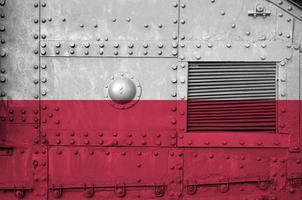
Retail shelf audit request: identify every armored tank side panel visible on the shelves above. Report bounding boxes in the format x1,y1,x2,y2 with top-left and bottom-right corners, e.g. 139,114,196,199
0,0,302,199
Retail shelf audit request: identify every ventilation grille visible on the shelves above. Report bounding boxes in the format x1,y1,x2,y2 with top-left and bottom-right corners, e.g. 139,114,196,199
187,63,277,132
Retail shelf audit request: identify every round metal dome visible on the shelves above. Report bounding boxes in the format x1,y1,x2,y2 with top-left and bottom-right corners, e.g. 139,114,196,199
108,77,137,104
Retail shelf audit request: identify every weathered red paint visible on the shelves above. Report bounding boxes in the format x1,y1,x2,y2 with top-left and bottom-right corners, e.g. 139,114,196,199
0,100,301,199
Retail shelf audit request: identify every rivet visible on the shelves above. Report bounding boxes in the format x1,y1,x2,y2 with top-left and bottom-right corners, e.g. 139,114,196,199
172,51,178,56
158,42,164,48
113,43,119,48
128,43,134,48
231,23,236,28
84,43,90,48
172,42,178,48
143,43,148,48
171,78,177,83
221,11,225,15
171,65,177,70
226,43,231,48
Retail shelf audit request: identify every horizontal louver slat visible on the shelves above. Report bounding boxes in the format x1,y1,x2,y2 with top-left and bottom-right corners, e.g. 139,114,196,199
187,63,277,132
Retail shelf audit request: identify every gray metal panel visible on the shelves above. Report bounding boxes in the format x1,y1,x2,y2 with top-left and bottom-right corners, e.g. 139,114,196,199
40,58,177,100
178,41,293,62
40,40,178,58
40,0,178,46
0,0,39,100
179,0,292,42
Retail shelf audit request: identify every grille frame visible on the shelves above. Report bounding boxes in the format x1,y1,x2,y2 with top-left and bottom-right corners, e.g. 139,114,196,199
186,62,278,133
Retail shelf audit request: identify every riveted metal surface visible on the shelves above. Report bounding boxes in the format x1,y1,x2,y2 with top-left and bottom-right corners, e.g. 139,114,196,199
47,147,181,199
1,0,302,199
0,0,39,100
179,0,293,42
183,148,289,199
178,0,296,62
40,40,178,58
41,0,178,41
40,0,178,58
0,146,33,189
40,58,177,100
39,58,178,143
178,41,293,62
